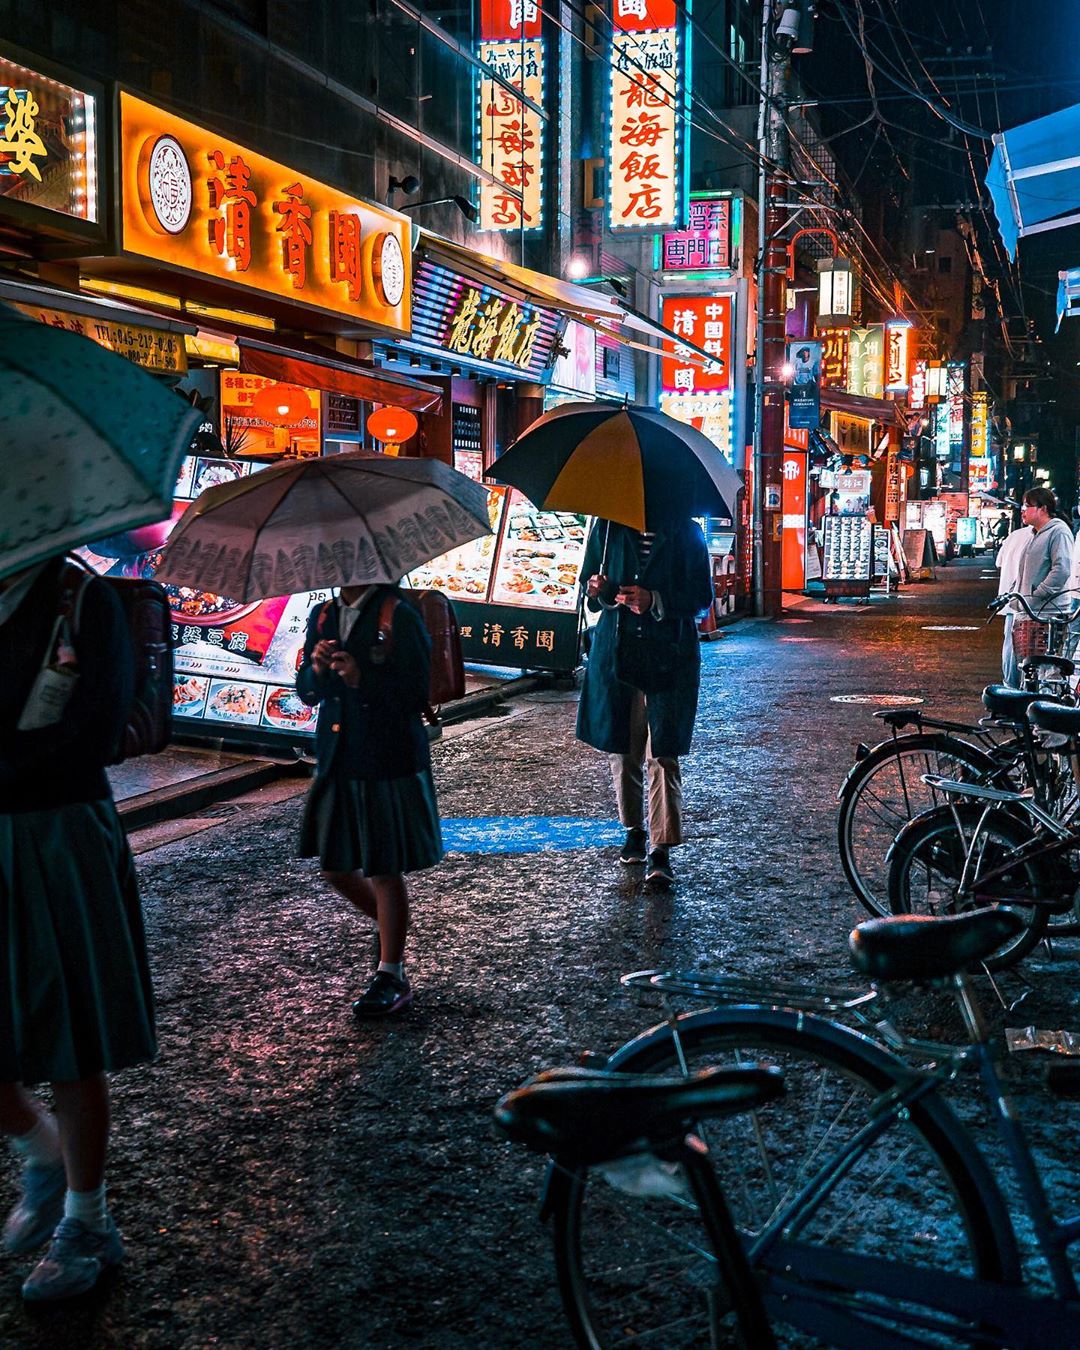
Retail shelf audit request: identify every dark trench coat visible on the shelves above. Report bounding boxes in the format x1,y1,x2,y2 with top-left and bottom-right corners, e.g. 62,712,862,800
575,520,713,759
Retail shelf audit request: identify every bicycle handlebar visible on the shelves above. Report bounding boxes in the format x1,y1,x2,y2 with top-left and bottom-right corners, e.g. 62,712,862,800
989,591,1080,623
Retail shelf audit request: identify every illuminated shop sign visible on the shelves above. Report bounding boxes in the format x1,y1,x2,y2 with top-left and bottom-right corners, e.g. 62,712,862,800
847,325,884,399
0,54,97,222
478,0,545,232
660,391,733,459
947,361,966,451
884,321,911,392
970,390,988,459
910,359,927,410
817,326,849,388
409,258,560,379
608,0,682,232
12,300,186,374
660,293,732,393
660,194,735,272
118,92,410,332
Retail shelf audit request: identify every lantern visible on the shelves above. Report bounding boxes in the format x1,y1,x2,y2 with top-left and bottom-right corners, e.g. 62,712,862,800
817,257,852,325
925,362,948,404
367,405,419,445
251,383,313,426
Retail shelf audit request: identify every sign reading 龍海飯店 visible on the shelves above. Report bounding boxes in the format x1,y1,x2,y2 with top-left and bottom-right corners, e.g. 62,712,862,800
118,92,410,334
608,0,682,232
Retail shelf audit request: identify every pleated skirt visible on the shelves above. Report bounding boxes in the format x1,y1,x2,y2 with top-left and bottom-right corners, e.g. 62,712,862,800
0,799,157,1086
299,768,444,877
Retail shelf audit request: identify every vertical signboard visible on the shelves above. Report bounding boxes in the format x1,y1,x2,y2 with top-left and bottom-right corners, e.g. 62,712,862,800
817,326,849,389
947,362,966,456
478,0,545,232
786,340,822,431
608,0,682,232
910,359,928,411
660,194,735,272
969,390,991,492
884,322,911,393
847,326,884,399
658,293,734,457
781,450,807,590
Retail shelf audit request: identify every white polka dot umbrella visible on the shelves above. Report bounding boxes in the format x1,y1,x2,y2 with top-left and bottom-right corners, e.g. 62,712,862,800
0,305,201,582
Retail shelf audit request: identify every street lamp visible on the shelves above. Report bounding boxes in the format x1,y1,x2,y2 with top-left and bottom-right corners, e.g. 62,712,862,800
817,256,852,325
926,362,948,403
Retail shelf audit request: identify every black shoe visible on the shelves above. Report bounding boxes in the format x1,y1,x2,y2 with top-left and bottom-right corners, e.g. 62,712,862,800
352,971,413,1018
620,828,648,865
645,850,675,886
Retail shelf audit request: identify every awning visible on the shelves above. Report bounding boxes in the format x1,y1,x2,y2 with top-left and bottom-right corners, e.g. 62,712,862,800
0,274,196,336
986,103,1080,261
1057,268,1080,331
417,230,722,372
237,338,443,413
820,388,906,427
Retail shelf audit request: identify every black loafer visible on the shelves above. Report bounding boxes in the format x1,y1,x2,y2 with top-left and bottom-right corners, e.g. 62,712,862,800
620,828,648,865
352,971,413,1018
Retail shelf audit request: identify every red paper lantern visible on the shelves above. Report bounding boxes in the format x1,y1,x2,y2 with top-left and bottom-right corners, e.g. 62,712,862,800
251,383,312,426
367,405,418,444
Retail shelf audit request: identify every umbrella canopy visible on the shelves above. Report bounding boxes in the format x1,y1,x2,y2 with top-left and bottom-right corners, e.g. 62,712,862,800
0,305,202,582
155,451,491,602
485,401,742,531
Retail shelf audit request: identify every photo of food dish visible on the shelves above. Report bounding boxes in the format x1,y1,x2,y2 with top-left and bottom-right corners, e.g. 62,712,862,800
566,526,586,540
193,458,246,495
166,582,259,628
173,456,197,499
542,583,570,596
263,687,317,730
505,575,535,593
517,528,541,542
206,681,264,724
541,528,563,541
172,675,209,718
556,513,581,527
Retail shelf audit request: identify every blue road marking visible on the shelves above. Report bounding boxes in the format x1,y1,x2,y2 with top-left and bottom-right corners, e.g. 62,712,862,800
441,816,624,854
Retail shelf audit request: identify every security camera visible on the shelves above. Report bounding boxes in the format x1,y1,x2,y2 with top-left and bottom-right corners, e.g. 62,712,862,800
773,1,815,56
773,3,802,53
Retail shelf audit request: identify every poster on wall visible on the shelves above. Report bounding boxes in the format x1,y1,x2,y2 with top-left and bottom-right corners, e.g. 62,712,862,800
786,340,821,431
220,371,321,457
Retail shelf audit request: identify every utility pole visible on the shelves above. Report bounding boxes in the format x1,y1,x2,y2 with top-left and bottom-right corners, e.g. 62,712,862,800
753,1,790,617
753,1,811,618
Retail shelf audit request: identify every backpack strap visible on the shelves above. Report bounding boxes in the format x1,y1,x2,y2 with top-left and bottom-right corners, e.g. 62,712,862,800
315,599,335,637
374,592,440,727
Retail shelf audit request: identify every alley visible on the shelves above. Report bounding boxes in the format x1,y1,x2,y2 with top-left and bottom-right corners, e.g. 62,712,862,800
2,564,1078,1347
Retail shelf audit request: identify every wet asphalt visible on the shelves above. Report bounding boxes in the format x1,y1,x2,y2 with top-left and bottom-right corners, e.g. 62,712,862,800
2,557,1079,1347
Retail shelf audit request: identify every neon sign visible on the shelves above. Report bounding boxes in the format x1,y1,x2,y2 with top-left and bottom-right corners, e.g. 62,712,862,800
478,0,545,232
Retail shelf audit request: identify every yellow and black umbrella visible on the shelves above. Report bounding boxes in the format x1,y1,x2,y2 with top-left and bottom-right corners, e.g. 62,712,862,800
485,400,741,532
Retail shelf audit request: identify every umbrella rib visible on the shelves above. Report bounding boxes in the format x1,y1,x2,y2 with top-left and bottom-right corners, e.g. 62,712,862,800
319,462,401,579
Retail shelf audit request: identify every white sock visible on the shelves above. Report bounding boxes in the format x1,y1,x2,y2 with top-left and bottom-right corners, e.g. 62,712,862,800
10,1115,61,1168
378,961,404,981
64,1183,109,1234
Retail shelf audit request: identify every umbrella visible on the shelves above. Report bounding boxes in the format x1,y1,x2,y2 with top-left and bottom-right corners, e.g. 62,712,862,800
485,401,742,532
155,450,491,602
0,305,201,581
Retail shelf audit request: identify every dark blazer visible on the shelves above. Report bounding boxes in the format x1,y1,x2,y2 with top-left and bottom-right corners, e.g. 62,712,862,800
296,586,432,781
0,557,134,811
576,520,712,758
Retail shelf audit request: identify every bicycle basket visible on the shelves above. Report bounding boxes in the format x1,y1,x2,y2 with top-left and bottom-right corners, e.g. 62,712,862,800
1012,617,1049,664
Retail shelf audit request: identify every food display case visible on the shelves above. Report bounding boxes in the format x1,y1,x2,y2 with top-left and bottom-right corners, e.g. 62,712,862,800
821,515,873,603
403,488,588,671
80,453,327,746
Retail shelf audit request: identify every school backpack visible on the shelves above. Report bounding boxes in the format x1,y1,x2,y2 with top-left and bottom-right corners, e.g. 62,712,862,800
317,587,465,725
58,558,175,763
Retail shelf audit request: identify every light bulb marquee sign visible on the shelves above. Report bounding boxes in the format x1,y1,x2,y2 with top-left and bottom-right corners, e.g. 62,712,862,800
608,0,683,232
118,92,411,333
478,0,545,232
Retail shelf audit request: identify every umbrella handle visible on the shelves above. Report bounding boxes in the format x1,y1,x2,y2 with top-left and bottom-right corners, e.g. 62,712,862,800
600,519,611,577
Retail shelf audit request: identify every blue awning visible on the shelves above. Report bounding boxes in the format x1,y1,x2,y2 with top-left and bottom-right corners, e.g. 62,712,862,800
1057,268,1080,331
986,103,1080,261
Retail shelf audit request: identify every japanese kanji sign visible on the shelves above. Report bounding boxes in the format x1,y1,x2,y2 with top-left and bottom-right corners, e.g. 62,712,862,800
0,54,98,223
12,302,187,375
660,294,732,394
847,326,885,399
910,359,928,410
661,196,733,272
817,326,849,388
118,93,410,333
884,321,911,392
478,39,545,231
608,0,681,231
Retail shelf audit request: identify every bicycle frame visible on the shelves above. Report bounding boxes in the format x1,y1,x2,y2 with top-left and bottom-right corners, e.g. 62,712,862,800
594,971,1080,1346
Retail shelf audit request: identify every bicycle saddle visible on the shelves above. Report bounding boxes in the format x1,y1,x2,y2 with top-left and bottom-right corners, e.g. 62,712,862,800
1028,700,1080,737
493,1065,785,1165
982,685,1060,720
1024,653,1075,677
849,909,1025,982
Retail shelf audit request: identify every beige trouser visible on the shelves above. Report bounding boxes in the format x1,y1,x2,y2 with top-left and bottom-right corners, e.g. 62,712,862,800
609,689,683,847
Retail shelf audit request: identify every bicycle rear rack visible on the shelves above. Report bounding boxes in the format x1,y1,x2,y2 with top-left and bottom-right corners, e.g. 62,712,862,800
620,969,877,1015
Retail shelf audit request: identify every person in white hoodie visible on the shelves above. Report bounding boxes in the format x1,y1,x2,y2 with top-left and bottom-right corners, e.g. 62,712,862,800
1007,488,1074,685
996,521,1031,686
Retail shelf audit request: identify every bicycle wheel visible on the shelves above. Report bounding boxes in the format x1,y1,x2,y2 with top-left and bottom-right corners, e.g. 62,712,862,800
887,803,1052,969
837,734,1000,917
549,1007,1018,1349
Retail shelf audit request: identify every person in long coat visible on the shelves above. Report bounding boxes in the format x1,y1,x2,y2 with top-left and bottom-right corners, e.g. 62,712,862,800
296,583,443,1018
577,518,713,885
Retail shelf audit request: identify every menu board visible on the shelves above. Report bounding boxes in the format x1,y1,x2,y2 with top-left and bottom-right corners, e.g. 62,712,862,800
404,486,507,601
822,515,873,582
80,454,326,741
489,492,588,611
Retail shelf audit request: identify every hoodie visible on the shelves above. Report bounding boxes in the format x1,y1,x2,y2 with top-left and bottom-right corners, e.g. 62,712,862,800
1014,517,1074,617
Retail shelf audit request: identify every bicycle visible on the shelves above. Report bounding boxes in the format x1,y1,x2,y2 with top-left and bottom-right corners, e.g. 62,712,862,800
837,592,1078,918
887,699,1080,969
497,909,1080,1347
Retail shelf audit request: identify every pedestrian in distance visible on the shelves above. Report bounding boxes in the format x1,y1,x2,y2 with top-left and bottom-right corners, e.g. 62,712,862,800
1006,488,1074,685
0,556,156,1302
296,582,443,1018
577,517,713,887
